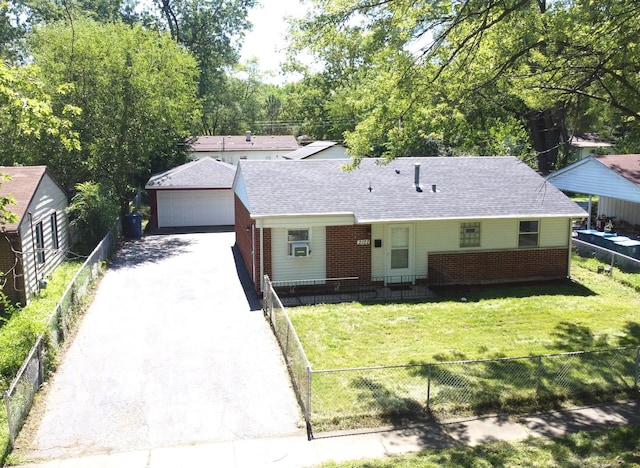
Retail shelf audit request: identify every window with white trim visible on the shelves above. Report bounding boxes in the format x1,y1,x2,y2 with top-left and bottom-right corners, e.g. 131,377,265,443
35,222,45,264
518,220,539,247
460,222,481,248
287,228,310,257
50,212,59,250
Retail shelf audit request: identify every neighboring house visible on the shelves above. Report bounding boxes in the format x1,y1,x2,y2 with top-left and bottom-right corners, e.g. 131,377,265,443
283,141,350,160
187,133,299,165
547,154,640,229
568,135,614,162
146,157,237,230
233,157,586,293
0,166,69,306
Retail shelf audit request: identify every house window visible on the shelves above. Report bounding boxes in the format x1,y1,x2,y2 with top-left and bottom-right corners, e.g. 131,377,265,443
287,228,310,257
518,220,539,248
460,222,481,248
50,212,59,250
35,222,45,264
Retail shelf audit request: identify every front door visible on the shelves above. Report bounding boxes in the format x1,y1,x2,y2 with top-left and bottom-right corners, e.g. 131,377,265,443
387,225,413,283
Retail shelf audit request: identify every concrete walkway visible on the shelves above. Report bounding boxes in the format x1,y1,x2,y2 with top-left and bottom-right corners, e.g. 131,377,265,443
11,232,303,463
15,400,640,467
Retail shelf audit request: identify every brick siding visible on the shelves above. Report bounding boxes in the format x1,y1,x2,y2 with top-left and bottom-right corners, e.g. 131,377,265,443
326,225,372,282
0,233,25,305
428,248,569,285
234,195,272,292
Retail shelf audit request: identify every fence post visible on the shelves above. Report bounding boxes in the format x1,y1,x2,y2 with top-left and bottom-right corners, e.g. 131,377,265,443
426,364,432,414
536,356,543,395
306,366,313,440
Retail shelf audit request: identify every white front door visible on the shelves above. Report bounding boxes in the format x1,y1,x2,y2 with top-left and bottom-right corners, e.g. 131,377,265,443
387,225,413,283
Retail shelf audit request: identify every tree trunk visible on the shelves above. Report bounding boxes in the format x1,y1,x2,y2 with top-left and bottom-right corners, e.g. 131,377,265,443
526,106,565,174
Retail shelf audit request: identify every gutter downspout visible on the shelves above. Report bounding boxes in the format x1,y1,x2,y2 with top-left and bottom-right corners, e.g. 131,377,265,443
259,224,264,293
251,224,256,284
28,212,39,296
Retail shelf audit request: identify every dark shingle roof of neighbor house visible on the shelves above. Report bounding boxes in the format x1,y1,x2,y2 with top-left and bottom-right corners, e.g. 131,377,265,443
594,154,640,185
283,141,339,160
145,157,236,190
0,165,51,232
237,156,586,222
189,135,299,153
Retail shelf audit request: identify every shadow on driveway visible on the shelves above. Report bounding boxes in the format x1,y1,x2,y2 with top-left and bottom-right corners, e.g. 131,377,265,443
109,236,194,269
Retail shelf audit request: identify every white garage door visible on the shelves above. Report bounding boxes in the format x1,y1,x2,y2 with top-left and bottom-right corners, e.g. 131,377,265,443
157,190,234,227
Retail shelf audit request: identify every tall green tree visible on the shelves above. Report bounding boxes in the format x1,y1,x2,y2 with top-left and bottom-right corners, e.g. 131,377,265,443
154,0,256,134
0,61,79,166
29,19,200,214
291,0,640,171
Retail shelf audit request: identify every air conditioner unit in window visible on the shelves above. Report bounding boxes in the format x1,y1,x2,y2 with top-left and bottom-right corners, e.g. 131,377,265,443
292,242,310,257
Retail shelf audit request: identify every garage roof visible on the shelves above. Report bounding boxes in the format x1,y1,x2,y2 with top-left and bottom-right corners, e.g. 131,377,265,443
146,157,236,190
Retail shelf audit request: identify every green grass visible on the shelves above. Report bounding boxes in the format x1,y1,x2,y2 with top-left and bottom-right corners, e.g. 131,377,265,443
0,259,83,465
290,264,640,369
320,424,640,467
288,260,640,429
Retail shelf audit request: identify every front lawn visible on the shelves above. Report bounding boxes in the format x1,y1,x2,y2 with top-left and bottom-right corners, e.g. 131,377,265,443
287,260,640,429
290,263,640,369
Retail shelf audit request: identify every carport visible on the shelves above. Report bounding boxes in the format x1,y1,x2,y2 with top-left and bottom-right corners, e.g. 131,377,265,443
146,157,236,229
547,154,640,233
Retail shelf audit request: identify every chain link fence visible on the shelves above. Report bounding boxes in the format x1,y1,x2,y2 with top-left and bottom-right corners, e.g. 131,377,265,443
263,276,313,438
263,276,640,435
3,220,120,447
572,238,640,273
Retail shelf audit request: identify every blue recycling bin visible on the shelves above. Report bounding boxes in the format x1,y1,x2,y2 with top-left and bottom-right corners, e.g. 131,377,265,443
125,212,143,238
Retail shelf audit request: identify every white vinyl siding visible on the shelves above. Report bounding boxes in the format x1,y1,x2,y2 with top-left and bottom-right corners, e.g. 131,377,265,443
372,217,572,278
598,196,640,227
271,226,326,281
19,174,70,303
157,189,234,227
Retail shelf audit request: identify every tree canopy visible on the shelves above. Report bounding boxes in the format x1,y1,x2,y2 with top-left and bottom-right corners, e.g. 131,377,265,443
28,19,200,214
289,0,640,171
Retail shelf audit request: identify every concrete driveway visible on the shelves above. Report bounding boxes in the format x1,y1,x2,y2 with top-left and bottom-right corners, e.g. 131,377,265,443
14,231,304,461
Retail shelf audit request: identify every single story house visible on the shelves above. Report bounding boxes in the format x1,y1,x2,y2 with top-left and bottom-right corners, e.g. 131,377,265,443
568,134,614,162
0,166,69,306
283,141,349,160
547,154,640,230
146,157,236,230
187,133,299,165
233,157,586,293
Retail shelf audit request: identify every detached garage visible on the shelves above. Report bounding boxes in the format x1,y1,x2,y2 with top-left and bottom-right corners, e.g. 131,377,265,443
146,157,236,230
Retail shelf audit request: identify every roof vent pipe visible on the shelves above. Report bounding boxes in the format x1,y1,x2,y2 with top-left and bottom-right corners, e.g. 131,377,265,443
245,131,252,142
432,184,437,193
414,163,421,187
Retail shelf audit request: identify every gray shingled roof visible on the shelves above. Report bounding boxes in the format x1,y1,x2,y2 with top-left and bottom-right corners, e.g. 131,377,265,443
238,157,586,222
145,157,236,190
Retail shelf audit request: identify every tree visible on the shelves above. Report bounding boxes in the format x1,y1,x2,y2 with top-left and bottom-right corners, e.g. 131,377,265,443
29,19,200,215
291,0,640,171
153,0,256,134
0,61,79,167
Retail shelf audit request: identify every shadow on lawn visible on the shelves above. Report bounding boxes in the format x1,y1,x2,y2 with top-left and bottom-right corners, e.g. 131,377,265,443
430,278,595,302
551,321,640,350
